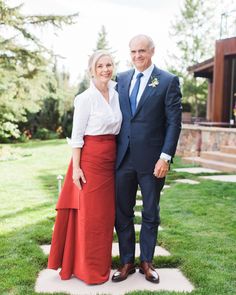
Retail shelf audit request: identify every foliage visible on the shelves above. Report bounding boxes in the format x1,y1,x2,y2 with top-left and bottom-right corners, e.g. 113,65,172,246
77,74,89,95
182,102,192,112
0,0,78,141
167,0,217,117
21,63,76,138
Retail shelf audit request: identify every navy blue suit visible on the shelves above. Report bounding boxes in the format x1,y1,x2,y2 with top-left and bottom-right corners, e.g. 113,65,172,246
115,65,182,264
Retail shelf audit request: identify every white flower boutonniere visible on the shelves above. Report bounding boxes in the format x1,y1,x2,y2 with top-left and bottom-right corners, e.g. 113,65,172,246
148,76,159,87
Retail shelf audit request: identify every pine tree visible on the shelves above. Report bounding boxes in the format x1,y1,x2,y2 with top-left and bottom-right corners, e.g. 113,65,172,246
0,0,78,141
94,25,112,52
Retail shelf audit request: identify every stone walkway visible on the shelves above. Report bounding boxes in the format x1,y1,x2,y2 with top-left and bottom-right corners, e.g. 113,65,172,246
173,167,220,174
34,163,236,294
35,184,194,294
175,179,200,184
36,268,194,295
200,174,236,182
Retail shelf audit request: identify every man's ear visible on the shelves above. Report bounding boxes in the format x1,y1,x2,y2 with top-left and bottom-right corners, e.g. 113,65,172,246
151,47,155,56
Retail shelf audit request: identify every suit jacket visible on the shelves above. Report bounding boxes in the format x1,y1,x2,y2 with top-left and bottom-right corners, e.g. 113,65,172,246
116,65,182,173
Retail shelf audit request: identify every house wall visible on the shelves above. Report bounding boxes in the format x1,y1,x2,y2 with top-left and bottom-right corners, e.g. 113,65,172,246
176,124,236,156
212,37,236,122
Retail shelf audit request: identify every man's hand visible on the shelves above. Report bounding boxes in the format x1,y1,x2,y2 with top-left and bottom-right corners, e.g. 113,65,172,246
153,159,169,178
73,167,86,190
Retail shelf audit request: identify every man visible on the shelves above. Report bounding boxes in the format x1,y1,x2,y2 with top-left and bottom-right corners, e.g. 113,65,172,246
112,35,182,284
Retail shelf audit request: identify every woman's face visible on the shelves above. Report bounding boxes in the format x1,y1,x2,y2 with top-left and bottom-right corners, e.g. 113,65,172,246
94,55,113,83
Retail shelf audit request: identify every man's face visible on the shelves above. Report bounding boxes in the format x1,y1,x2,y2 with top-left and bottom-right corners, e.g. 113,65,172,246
129,38,154,72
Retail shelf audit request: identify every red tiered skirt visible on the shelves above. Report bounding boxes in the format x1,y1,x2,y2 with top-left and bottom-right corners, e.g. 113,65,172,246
48,135,116,284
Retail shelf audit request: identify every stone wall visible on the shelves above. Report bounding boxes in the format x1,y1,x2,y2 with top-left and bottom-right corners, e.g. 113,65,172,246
176,124,236,157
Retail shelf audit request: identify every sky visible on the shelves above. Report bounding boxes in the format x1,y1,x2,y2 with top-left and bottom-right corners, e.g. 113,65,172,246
7,0,235,84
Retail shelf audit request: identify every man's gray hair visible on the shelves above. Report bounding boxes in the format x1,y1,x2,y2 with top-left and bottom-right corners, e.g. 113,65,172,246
129,34,155,49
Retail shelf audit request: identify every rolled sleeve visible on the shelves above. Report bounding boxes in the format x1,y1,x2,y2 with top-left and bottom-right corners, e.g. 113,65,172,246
68,94,91,148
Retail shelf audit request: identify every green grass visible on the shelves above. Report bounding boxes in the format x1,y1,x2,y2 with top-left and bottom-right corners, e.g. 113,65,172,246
0,139,236,294
0,139,70,294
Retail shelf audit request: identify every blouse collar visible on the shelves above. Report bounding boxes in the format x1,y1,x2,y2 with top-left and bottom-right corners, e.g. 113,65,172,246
89,79,117,91
89,79,117,100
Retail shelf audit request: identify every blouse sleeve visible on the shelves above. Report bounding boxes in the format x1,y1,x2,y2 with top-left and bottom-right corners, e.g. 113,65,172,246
69,93,91,148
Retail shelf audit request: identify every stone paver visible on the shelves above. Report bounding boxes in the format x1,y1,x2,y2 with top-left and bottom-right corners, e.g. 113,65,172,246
35,268,194,294
137,191,142,198
112,243,170,257
175,179,200,184
200,174,236,182
40,243,170,257
173,167,220,174
135,211,142,217
136,200,142,206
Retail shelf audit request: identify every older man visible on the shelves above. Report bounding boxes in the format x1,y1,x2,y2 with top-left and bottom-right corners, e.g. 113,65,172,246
112,35,182,284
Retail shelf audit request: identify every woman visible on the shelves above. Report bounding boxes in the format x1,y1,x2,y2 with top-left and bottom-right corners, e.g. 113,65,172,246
48,50,122,285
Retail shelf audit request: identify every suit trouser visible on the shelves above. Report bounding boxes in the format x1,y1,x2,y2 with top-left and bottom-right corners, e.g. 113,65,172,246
115,149,165,264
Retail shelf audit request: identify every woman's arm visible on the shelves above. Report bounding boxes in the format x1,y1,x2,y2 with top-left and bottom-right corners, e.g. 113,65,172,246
72,147,86,190
70,93,91,189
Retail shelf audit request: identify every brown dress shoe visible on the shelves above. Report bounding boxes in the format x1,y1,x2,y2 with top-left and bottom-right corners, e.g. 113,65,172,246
112,263,136,282
139,261,160,284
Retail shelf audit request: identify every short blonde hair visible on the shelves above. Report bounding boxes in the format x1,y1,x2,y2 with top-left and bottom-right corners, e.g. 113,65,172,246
88,50,114,78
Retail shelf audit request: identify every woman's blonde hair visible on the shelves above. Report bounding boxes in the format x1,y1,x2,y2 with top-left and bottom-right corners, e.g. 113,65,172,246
88,50,114,78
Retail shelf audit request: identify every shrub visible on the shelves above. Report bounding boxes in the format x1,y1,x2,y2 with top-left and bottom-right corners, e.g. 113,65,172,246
34,128,59,140
182,102,192,112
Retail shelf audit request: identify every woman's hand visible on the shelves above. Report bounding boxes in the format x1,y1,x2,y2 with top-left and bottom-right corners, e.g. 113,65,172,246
73,167,86,190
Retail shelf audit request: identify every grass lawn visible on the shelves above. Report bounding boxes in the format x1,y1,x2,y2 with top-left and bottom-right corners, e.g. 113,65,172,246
0,139,235,295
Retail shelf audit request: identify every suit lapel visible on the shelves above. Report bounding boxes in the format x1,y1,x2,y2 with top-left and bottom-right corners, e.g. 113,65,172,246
134,66,161,116
120,70,134,116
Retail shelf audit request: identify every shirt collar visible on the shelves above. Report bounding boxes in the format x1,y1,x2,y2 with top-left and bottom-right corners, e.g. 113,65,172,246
133,64,154,78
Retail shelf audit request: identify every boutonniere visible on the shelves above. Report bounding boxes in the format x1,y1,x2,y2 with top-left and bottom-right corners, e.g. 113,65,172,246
148,76,159,87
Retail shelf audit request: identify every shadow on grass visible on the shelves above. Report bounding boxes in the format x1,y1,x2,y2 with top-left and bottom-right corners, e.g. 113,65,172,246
0,202,53,220
37,171,62,199
7,138,67,150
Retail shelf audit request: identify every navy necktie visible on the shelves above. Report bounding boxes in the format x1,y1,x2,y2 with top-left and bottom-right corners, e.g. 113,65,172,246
130,72,143,115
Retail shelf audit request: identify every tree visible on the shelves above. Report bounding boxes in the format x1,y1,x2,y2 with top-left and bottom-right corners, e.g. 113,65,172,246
167,0,217,118
93,25,112,52
0,0,78,141
77,25,114,95
22,59,77,139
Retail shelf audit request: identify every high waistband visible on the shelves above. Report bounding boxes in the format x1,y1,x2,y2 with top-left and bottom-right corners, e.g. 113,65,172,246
84,134,116,142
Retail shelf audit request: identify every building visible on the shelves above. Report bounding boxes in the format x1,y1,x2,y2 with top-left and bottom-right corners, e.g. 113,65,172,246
188,37,236,125
177,37,236,172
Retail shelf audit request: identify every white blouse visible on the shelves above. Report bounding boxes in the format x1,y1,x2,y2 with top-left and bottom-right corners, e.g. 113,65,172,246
68,80,122,148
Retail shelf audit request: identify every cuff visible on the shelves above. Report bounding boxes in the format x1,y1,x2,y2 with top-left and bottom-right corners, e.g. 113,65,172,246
160,152,171,161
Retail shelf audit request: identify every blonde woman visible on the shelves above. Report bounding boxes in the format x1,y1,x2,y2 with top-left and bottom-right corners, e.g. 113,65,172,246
48,50,122,285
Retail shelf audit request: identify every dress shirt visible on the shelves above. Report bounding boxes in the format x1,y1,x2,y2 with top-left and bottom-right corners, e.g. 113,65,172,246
68,80,122,148
129,64,154,104
129,64,171,162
